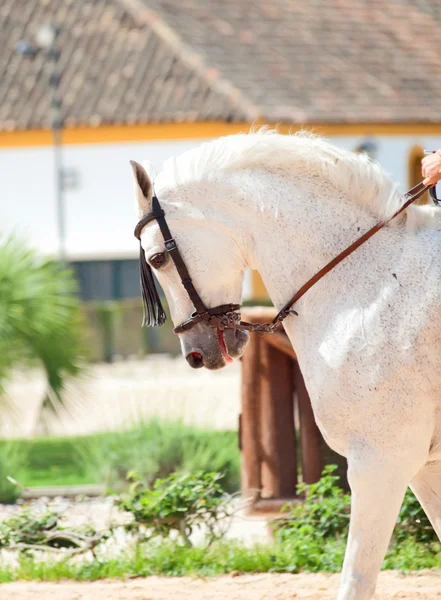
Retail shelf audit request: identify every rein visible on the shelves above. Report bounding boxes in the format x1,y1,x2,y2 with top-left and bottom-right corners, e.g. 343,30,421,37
135,181,431,336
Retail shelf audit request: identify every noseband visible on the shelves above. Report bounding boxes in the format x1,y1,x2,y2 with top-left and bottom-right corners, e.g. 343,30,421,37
134,181,431,335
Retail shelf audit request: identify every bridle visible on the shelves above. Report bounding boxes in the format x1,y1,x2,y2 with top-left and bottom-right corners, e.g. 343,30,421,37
134,181,434,336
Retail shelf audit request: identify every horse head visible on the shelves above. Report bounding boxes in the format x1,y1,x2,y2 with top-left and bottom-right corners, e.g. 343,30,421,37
130,159,250,370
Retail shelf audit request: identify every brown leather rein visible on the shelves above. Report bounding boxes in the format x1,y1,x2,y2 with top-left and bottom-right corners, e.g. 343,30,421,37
135,181,431,335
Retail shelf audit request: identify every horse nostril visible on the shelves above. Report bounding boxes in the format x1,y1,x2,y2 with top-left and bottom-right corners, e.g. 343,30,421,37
186,351,204,369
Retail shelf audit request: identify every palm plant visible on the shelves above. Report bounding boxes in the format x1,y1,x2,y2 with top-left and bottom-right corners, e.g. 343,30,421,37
0,236,84,419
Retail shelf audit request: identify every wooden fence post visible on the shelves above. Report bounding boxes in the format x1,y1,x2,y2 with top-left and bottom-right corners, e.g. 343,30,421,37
240,306,325,511
259,340,297,498
240,333,262,502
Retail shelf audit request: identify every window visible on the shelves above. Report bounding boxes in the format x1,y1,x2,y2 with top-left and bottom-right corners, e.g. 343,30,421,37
71,259,142,301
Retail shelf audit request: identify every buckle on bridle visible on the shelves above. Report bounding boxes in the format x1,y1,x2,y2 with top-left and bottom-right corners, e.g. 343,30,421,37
165,239,177,251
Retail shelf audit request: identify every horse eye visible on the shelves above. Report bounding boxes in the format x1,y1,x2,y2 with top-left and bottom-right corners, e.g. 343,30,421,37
148,253,166,269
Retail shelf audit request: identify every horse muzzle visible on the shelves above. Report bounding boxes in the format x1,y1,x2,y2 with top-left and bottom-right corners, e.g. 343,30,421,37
182,325,249,370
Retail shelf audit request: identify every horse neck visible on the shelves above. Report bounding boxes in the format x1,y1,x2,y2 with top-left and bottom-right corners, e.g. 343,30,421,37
231,168,383,310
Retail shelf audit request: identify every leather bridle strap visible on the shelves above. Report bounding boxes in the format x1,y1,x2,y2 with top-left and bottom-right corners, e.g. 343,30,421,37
152,196,208,316
270,181,430,328
134,196,240,333
135,181,430,336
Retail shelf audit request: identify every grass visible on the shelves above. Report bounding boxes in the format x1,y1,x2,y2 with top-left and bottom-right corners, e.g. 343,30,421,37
0,431,440,582
0,461,440,581
0,420,241,497
0,537,440,582
12,437,95,487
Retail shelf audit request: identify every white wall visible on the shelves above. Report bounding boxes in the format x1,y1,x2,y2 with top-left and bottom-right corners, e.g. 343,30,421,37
1,133,440,261
0,138,211,260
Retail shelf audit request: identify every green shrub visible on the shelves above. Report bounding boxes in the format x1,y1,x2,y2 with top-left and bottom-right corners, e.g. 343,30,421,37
275,465,438,552
0,236,84,411
395,484,437,544
0,507,63,549
274,465,351,544
117,471,231,546
0,505,110,555
0,465,439,578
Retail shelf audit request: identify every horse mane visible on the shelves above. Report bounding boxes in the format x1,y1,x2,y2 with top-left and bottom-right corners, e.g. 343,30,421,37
154,129,437,230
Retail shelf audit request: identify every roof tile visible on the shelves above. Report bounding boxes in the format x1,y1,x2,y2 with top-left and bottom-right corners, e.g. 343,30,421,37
143,0,441,122
0,0,250,130
2,0,441,130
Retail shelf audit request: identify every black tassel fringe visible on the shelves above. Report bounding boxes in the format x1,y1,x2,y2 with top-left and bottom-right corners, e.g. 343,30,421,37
139,244,167,327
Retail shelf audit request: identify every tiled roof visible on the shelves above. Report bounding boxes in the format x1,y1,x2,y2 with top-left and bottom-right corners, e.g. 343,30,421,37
1,0,441,130
142,0,441,123
0,0,253,131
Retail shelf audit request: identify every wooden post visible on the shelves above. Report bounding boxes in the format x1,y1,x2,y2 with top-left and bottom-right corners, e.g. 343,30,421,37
259,340,297,498
294,362,323,484
240,332,262,502
240,306,324,511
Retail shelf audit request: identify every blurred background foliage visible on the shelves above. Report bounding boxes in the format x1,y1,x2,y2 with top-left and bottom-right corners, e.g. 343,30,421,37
0,419,240,502
0,236,84,405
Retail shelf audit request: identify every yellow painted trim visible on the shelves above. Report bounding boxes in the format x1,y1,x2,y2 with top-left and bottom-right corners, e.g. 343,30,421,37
251,270,269,301
0,122,251,148
2,121,441,148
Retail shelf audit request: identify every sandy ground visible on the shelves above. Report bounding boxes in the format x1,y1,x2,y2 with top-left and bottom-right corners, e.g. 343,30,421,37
2,571,441,599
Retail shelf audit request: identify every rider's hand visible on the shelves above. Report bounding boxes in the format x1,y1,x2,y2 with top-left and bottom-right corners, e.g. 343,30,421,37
422,150,441,186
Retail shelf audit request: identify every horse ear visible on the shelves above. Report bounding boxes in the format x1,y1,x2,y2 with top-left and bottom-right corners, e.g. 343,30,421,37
129,160,152,215
142,160,157,182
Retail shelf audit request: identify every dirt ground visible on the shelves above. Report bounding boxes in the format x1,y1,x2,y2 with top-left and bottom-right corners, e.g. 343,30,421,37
2,571,441,600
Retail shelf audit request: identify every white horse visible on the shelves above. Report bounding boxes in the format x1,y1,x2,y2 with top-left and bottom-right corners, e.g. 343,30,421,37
130,130,441,600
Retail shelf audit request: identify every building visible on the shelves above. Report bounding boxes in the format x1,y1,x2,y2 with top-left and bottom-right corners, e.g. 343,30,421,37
1,0,441,302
